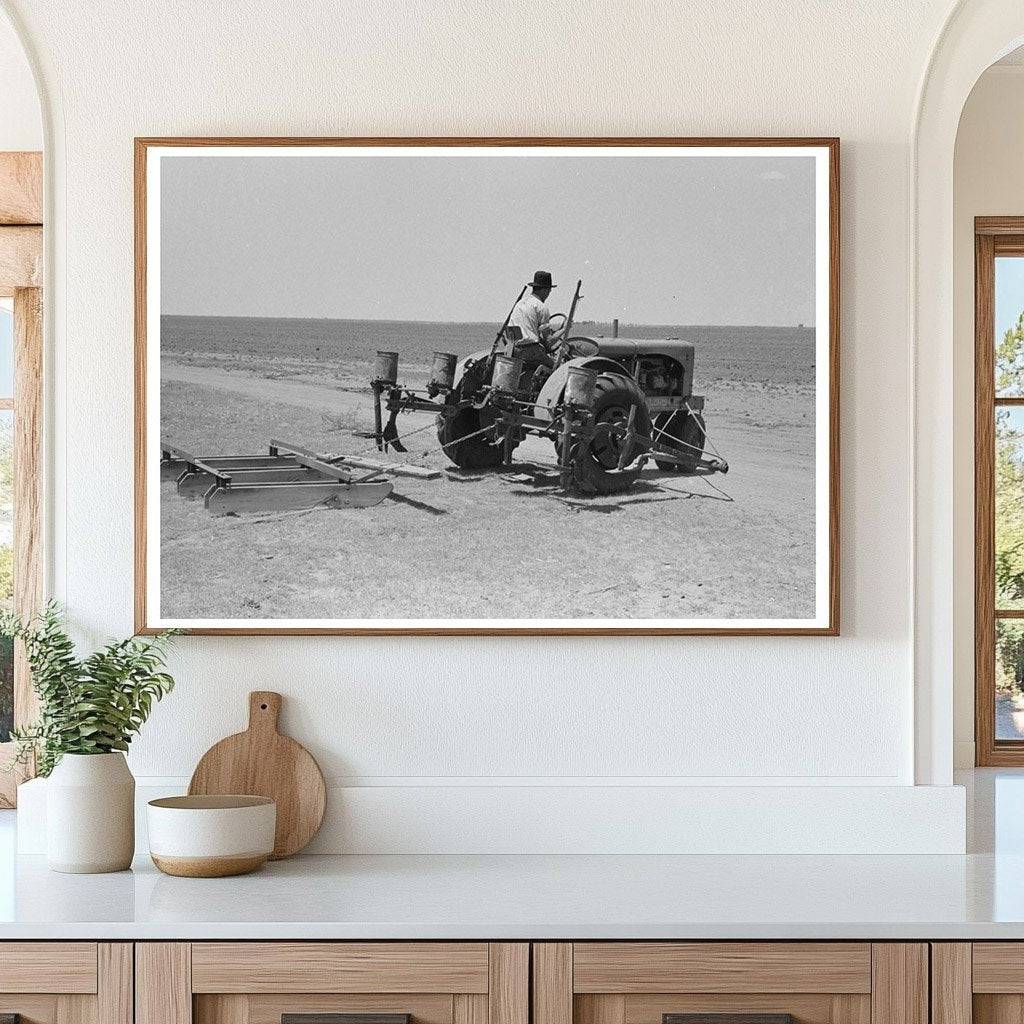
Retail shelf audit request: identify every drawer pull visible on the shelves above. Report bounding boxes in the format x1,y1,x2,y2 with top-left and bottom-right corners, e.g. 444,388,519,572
665,1016,796,1024
283,1016,411,1024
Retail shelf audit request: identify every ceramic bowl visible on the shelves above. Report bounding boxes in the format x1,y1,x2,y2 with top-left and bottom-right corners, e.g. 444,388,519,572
147,795,276,877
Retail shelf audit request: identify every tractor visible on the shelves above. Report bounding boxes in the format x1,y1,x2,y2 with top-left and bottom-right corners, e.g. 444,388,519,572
371,280,728,495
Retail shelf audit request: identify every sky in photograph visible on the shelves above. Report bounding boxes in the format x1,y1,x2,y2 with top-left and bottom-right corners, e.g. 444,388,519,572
160,151,817,326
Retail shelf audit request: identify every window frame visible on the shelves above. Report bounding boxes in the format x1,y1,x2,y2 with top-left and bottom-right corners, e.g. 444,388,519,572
0,151,43,806
975,217,1024,765
0,288,43,805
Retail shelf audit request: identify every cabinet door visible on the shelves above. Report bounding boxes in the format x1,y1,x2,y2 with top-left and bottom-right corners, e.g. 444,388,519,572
935,943,1024,1024
534,943,927,1024
0,942,132,1024
137,943,528,1024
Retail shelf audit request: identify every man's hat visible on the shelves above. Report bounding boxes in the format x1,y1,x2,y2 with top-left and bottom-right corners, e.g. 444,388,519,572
528,270,556,290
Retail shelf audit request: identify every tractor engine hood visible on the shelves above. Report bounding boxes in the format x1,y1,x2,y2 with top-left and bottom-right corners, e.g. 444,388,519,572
589,337,696,359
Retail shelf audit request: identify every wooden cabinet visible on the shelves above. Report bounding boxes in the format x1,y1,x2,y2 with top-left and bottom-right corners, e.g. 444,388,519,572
931,943,1024,1024
0,938,948,1024
533,944,928,1024
136,943,528,1024
0,943,132,1024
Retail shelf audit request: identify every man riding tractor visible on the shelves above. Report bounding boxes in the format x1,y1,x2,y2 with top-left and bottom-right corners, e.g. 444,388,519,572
506,270,567,390
436,272,654,486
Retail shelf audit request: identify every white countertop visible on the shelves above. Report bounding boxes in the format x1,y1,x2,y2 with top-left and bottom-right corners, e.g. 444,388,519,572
1,849,1023,940
1,769,1022,941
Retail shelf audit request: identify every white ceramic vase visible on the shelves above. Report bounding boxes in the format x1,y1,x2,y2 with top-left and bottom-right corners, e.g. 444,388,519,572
46,752,135,873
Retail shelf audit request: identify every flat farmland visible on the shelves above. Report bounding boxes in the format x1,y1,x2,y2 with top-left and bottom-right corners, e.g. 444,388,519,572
158,315,818,623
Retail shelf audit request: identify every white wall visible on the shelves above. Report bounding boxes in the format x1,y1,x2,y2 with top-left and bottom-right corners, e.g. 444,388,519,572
1,0,972,851
0,9,40,151
952,66,1024,768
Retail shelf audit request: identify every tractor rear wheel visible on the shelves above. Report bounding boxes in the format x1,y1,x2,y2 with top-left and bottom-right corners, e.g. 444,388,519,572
569,372,652,495
653,409,705,472
437,404,505,469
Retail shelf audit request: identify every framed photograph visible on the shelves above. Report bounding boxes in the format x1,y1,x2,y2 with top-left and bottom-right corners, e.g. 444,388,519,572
135,137,839,636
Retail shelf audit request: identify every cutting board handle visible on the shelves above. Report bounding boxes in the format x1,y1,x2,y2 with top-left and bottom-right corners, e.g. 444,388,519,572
248,691,282,734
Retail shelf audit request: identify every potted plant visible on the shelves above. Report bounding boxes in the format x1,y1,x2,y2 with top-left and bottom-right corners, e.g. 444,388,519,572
2,603,177,873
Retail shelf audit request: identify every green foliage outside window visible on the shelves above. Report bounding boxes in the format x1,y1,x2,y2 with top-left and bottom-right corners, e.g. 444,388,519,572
0,634,11,742
995,313,1024,694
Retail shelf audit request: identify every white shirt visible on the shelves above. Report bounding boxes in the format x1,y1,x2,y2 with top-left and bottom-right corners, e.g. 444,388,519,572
508,291,551,344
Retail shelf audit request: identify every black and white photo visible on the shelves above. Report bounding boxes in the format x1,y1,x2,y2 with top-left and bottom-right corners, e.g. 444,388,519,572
136,139,838,634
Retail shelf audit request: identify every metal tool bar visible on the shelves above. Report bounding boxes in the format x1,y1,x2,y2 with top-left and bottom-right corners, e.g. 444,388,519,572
161,442,227,475
338,455,440,480
290,452,355,482
643,437,728,472
382,392,447,416
268,438,325,461
170,451,233,485
182,455,300,470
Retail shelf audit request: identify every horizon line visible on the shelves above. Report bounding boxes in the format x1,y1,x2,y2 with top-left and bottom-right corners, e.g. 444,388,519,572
160,311,815,330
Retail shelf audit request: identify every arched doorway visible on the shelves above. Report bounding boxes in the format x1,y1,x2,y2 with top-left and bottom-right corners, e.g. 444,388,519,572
914,0,1024,785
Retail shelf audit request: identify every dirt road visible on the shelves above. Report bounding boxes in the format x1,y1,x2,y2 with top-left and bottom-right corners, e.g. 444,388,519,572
158,360,817,622
163,362,381,419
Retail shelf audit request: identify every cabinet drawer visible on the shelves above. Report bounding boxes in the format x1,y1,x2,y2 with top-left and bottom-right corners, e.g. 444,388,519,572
0,942,98,993
535,943,925,1024
139,942,528,1024
191,943,490,993
973,943,1024,992
572,943,872,994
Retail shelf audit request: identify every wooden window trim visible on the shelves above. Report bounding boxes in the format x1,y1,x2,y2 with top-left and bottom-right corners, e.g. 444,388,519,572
975,218,1024,765
0,286,43,805
0,151,43,807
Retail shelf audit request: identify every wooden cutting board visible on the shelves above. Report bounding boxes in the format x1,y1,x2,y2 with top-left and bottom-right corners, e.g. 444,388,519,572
188,691,326,859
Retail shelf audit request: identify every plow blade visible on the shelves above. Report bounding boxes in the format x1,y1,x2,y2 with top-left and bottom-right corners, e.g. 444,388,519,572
205,479,393,515
381,412,408,453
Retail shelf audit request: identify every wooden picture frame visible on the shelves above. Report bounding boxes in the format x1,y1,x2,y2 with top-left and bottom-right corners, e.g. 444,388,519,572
135,137,840,637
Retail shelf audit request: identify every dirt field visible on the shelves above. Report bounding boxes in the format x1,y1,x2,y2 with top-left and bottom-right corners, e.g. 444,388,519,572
158,335,817,622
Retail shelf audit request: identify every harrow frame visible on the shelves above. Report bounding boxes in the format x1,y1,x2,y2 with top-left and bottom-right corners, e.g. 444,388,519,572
159,439,432,514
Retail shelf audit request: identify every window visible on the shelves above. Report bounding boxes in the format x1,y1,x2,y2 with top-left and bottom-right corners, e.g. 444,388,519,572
0,301,11,744
0,287,42,806
975,220,1024,764
0,151,43,805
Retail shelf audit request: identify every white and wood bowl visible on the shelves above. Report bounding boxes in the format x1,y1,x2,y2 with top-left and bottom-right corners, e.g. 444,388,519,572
147,795,277,878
